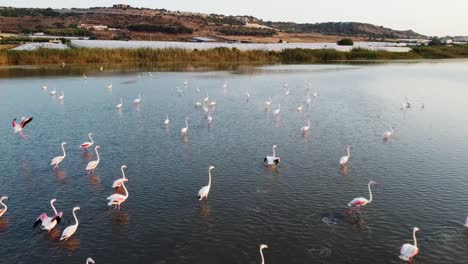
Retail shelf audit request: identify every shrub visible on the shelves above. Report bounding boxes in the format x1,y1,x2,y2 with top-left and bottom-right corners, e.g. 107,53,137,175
337,38,354,46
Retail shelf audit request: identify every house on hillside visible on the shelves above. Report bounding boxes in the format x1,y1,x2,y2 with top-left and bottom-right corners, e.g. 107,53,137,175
113,4,131,9
78,24,108,31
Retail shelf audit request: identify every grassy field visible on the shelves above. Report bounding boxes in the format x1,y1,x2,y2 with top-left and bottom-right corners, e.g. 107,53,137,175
0,45,467,66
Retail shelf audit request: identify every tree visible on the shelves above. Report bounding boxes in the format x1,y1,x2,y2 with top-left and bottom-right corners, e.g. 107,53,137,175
428,37,442,46
337,38,354,46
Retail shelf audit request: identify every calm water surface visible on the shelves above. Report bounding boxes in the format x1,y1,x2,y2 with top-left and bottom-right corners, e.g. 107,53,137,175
1,61,468,263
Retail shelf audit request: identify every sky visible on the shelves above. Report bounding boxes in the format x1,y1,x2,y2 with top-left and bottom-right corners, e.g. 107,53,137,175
1,0,467,36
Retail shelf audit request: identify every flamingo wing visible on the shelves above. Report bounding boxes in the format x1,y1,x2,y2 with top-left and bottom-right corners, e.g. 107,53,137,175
12,118,17,128
20,117,33,128
43,219,58,231
51,156,64,165
399,244,418,260
348,197,368,206
86,161,97,170
198,186,209,200
112,179,124,188
60,225,77,240
80,142,91,149
339,156,348,165
0,209,4,216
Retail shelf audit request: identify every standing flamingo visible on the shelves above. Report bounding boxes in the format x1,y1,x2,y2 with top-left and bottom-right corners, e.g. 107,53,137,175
80,133,94,150
107,83,113,89
399,227,420,261
34,198,63,231
347,181,377,214
112,165,128,188
60,207,80,241
285,87,290,96
259,244,268,264
12,117,33,138
297,104,304,112
133,94,142,104
301,120,310,133
164,115,170,126
264,145,280,165
306,94,311,105
0,196,8,217
339,145,352,166
198,166,214,200
264,97,272,108
50,142,67,171
116,98,123,110
107,179,129,210
383,127,394,140
86,258,95,264
207,112,213,124
273,104,281,116
86,146,101,174
245,89,250,100
49,88,57,96
313,89,318,97
181,118,189,136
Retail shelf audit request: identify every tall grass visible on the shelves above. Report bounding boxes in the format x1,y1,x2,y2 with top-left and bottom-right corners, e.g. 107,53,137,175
1,45,468,66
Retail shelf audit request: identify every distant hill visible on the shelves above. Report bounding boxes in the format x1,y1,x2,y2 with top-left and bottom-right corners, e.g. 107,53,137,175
0,6,426,43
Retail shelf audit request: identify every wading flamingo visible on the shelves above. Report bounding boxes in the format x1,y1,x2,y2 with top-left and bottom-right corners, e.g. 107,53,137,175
347,181,377,214
133,94,142,104
273,104,281,116
107,83,112,89
83,74,87,80
399,227,420,261
209,101,217,107
60,206,80,241
34,198,63,231
85,146,101,174
297,104,304,112
194,101,202,108
285,87,290,96
0,196,8,217
116,98,123,110
301,120,310,133
306,94,311,105
86,258,95,264
107,179,129,210
313,89,318,97
112,165,128,188
80,133,94,150
260,244,268,264
181,118,189,136
339,145,352,166
264,145,280,165
264,97,272,108
207,112,213,124
50,88,56,96
245,89,250,100
383,127,394,140
57,90,64,100
12,117,33,138
164,115,170,126
198,166,214,200
50,142,67,171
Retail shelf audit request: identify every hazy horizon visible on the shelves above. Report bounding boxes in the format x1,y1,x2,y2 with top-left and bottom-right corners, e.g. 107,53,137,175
0,0,467,36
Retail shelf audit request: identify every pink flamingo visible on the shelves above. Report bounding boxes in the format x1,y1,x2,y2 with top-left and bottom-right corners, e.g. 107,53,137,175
399,227,420,262
50,142,67,171
34,198,63,231
0,196,8,217
86,146,101,174
259,244,268,264
347,181,377,214
107,179,129,210
80,133,94,150
12,117,33,138
112,165,128,188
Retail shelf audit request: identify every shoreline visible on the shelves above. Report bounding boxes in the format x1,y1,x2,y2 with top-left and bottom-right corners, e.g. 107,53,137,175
0,45,467,66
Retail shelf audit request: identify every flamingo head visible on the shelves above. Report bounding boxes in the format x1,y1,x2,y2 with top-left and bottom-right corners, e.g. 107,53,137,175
413,227,420,232
73,206,80,212
0,196,8,201
122,165,127,170
96,146,101,149
123,178,129,182
369,180,377,186
62,142,67,145
273,145,278,148
51,198,57,203
209,166,215,170
89,133,94,136
260,244,268,250
86,258,95,264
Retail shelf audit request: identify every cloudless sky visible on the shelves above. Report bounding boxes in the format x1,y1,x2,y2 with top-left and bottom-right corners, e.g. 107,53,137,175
1,0,467,36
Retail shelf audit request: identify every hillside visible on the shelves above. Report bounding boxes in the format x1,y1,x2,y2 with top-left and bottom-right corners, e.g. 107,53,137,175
0,6,426,43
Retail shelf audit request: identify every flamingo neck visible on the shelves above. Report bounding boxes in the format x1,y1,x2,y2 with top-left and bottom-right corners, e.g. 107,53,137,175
121,167,126,180
413,229,418,248
308,120,310,127
0,199,6,211
272,147,276,157
73,209,79,227
61,144,66,158
51,200,58,215
120,98,123,104
368,182,373,203
208,169,212,188
122,180,128,198
185,120,188,129
347,147,350,158
390,127,394,134
95,148,100,163
89,134,94,144
260,248,265,264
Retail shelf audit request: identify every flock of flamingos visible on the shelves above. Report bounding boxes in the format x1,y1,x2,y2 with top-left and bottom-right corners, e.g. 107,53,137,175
1,73,467,264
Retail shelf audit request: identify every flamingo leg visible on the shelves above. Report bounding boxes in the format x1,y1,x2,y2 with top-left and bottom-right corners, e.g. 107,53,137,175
53,164,58,171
